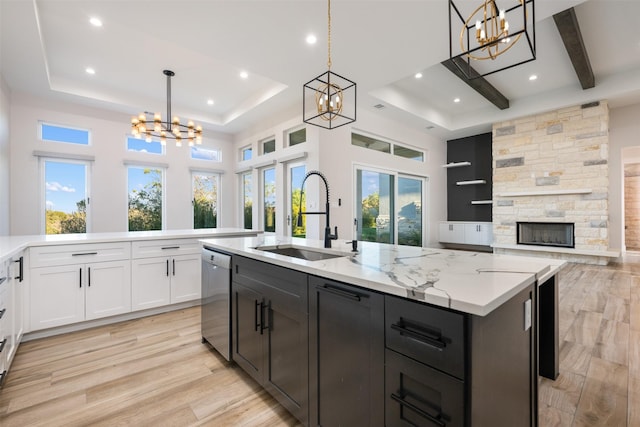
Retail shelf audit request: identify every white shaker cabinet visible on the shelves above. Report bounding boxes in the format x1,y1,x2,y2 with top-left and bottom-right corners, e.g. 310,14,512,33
439,221,493,247
29,243,131,331
131,239,201,311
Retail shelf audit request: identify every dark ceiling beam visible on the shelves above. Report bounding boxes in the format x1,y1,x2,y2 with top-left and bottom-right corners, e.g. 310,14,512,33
553,8,595,90
441,57,510,110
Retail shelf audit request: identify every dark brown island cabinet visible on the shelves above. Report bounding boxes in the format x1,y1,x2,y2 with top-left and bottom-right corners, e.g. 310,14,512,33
231,255,537,427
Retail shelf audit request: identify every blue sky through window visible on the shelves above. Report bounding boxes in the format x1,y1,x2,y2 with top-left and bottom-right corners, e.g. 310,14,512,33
191,146,221,161
45,161,87,213
127,137,163,154
41,123,90,145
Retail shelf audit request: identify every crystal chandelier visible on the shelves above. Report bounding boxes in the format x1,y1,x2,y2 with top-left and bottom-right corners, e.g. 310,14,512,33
449,0,536,78
131,70,202,147
303,0,356,129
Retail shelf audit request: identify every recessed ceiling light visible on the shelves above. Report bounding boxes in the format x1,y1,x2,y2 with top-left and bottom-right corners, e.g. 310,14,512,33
89,17,102,27
306,34,317,45
85,67,96,75
453,97,461,103
207,99,214,106
240,71,249,79
529,74,538,81
415,72,423,79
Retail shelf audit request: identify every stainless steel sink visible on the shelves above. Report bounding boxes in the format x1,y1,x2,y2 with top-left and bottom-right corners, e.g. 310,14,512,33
255,245,350,261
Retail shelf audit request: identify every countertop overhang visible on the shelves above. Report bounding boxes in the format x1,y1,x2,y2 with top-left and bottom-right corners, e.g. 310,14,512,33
201,235,565,316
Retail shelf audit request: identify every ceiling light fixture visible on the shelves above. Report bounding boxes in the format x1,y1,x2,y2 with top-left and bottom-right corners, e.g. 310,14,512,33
415,72,423,79
448,0,536,79
303,0,356,129
130,70,202,147
89,17,102,27
529,74,538,81
207,99,214,105
85,67,95,75
454,97,461,103
306,34,317,45
239,71,249,79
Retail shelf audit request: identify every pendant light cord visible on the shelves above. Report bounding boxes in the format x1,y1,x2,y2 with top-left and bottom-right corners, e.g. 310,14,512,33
327,0,332,70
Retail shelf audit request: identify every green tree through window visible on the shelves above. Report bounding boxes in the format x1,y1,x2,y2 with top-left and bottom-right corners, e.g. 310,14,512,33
128,168,162,231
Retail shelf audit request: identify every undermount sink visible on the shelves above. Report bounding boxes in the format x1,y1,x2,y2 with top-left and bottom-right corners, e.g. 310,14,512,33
255,245,351,261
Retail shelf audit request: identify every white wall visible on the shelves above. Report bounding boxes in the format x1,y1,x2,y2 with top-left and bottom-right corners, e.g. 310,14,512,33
9,92,235,235
0,75,9,235
610,103,640,252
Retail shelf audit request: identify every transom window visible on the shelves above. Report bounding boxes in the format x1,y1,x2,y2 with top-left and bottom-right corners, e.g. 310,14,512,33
351,131,424,162
288,128,307,147
127,136,163,155
40,123,90,145
191,146,222,162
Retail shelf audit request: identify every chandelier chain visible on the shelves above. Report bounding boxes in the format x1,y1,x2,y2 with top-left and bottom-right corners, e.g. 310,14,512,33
327,0,332,70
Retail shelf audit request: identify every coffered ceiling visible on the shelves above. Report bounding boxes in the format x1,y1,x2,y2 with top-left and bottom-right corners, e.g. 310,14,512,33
1,0,639,140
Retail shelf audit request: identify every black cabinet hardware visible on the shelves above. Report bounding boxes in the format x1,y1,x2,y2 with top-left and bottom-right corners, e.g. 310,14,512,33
166,259,169,277
254,300,261,332
14,256,23,282
0,277,5,285
79,268,82,288
390,393,445,427
72,252,98,256
161,246,180,250
0,338,6,353
172,259,175,276
390,322,446,350
88,267,91,287
322,283,366,301
0,308,5,319
0,370,6,387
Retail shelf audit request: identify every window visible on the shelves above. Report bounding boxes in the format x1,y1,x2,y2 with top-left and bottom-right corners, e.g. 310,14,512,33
127,136,163,154
262,137,276,154
288,128,306,147
128,166,164,231
241,146,253,161
290,164,306,237
355,167,426,247
352,132,424,162
40,123,90,145
43,159,90,234
242,172,253,229
191,146,221,162
263,167,276,232
192,172,218,229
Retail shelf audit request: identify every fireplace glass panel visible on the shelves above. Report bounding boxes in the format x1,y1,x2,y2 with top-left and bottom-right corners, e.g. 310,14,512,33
517,222,575,248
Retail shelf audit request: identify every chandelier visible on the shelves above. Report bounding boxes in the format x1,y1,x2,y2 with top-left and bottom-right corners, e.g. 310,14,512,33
449,0,536,79
131,70,202,147
303,0,356,129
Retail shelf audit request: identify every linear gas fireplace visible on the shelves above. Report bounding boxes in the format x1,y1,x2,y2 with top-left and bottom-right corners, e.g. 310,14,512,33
517,222,575,248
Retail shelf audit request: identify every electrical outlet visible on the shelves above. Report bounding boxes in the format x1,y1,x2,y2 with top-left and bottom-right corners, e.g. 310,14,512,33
524,299,532,331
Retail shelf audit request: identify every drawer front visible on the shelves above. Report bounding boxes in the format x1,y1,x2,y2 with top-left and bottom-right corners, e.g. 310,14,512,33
385,295,465,379
131,239,201,258
386,349,464,427
30,242,131,268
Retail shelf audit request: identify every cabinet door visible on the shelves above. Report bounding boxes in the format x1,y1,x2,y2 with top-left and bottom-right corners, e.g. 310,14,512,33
85,260,131,320
170,255,201,304
131,258,171,311
30,264,84,330
309,276,384,427
464,223,492,246
11,255,25,350
439,222,465,244
231,281,264,385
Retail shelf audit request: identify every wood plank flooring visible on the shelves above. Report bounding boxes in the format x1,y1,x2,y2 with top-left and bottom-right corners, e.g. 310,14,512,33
1,260,638,426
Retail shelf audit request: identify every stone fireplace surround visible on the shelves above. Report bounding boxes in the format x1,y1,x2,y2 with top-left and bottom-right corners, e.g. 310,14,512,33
491,101,619,265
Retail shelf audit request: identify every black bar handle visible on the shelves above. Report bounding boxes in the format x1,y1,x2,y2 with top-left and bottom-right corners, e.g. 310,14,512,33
390,393,445,427
0,277,5,285
0,338,6,353
0,308,5,319
254,300,261,332
161,246,180,250
166,259,169,277
259,301,265,335
0,370,6,387
322,283,366,301
172,259,176,276
390,323,446,350
79,267,82,288
261,301,271,333
88,267,91,287
14,256,23,282
72,252,98,256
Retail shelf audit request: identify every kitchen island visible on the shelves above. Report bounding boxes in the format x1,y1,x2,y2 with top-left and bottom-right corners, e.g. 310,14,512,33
201,235,564,427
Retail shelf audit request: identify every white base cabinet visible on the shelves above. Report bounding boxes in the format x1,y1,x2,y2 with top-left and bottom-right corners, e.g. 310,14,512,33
1,252,26,385
439,221,493,247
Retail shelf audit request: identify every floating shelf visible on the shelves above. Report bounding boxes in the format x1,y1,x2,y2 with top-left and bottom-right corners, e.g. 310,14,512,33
496,189,592,197
442,161,471,168
456,180,486,186
471,200,493,205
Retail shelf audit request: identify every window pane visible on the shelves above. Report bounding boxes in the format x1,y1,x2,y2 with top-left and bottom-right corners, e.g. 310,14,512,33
41,123,90,145
243,172,253,229
351,133,390,154
263,139,276,154
44,160,87,234
289,128,306,146
128,167,163,231
127,136,163,154
242,147,252,161
394,145,424,162
263,168,276,232
191,146,221,161
291,165,306,237
398,177,422,246
193,173,218,229
356,169,394,244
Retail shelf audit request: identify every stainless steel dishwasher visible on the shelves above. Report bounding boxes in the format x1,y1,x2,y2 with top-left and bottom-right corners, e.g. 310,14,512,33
201,246,232,361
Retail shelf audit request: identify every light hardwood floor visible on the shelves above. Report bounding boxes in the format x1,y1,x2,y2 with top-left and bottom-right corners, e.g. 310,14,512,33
1,261,638,426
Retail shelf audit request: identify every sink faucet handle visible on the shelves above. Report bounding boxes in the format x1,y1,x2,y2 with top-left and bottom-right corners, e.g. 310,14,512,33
333,226,338,239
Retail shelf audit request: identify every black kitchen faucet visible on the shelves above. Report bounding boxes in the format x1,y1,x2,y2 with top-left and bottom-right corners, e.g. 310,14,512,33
297,170,338,248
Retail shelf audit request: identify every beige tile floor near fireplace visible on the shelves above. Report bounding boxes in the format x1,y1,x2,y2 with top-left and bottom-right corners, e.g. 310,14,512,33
1,261,638,426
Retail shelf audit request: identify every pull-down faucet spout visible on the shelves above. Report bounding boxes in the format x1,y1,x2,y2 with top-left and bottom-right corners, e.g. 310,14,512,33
297,170,338,248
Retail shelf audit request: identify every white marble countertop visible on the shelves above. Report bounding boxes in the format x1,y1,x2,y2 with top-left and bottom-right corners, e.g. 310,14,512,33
201,235,566,317
0,228,260,262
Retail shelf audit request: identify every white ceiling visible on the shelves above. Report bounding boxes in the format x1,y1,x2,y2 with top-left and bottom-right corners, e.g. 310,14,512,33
2,0,640,141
